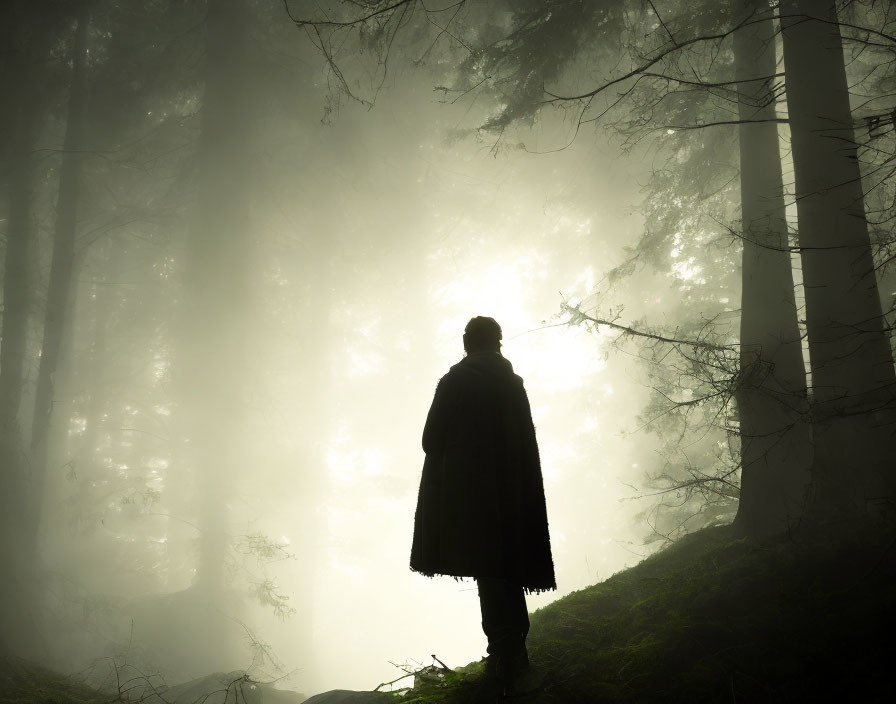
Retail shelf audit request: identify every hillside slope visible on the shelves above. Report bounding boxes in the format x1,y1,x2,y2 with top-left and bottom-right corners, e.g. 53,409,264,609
0,656,106,704
400,520,896,702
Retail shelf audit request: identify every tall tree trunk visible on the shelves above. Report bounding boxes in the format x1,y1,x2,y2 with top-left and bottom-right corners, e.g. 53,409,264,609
29,5,90,557
182,0,253,603
78,274,110,469
0,41,42,656
730,0,811,538
155,0,256,676
780,0,896,515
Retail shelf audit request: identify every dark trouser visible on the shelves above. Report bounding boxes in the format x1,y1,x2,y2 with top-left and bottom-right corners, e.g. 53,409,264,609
476,577,530,657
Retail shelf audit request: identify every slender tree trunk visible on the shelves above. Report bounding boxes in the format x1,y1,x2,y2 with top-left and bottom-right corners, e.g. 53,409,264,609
730,0,811,538
0,45,42,656
780,0,896,515
59,242,117,538
1,128,34,431
78,278,109,467
29,6,90,557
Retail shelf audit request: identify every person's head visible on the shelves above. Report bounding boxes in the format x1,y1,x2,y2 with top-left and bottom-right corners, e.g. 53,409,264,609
463,316,502,354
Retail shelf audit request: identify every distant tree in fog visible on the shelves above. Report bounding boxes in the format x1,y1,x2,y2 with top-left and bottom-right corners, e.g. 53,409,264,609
1,0,201,654
0,0,302,673
29,1,91,570
0,1,65,656
166,0,258,672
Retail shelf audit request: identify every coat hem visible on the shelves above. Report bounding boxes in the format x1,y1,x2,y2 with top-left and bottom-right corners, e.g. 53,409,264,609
409,565,557,595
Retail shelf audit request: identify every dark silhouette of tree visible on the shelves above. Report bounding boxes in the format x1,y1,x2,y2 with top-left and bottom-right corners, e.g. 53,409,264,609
730,0,810,537
780,0,896,516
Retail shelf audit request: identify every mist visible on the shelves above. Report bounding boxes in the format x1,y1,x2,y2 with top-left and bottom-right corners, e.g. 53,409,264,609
3,1,895,702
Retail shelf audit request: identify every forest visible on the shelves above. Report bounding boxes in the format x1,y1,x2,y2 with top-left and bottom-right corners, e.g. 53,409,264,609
1,0,894,702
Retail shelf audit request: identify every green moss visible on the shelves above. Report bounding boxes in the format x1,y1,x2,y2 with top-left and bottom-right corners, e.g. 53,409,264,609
399,519,896,702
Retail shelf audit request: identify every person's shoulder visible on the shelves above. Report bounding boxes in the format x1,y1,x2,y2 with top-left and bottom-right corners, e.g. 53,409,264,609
437,363,465,388
508,371,526,390
442,362,463,382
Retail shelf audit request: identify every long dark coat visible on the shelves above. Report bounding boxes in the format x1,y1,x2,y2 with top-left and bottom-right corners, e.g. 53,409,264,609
410,352,556,593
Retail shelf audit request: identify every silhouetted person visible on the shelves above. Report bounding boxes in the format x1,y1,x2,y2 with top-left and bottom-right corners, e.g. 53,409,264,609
410,316,556,696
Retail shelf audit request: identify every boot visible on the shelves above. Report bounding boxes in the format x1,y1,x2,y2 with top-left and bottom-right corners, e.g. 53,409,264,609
480,638,515,699
494,638,529,698
504,641,545,698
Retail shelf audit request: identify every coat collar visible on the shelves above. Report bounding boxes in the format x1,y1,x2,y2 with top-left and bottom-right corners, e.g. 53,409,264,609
456,351,514,376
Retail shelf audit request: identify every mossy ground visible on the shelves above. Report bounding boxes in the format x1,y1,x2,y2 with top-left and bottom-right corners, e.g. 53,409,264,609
398,519,896,703
0,656,106,704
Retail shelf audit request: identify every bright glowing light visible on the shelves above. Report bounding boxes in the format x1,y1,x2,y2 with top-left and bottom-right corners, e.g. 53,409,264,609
429,248,604,395
347,318,386,377
514,324,604,393
567,265,595,298
329,554,363,582
362,448,384,477
347,349,384,377
671,257,702,282
430,252,543,337
325,421,354,483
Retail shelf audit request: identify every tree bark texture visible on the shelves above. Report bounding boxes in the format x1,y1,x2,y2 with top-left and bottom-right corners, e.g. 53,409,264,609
780,0,896,514
730,0,811,538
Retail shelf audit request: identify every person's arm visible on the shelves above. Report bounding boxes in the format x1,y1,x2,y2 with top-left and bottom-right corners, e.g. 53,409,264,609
422,375,453,455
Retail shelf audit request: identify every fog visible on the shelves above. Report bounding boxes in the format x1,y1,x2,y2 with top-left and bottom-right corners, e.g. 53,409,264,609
2,1,773,699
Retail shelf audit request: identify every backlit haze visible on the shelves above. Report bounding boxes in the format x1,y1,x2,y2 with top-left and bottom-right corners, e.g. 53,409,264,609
260,81,655,691
33,22,689,698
